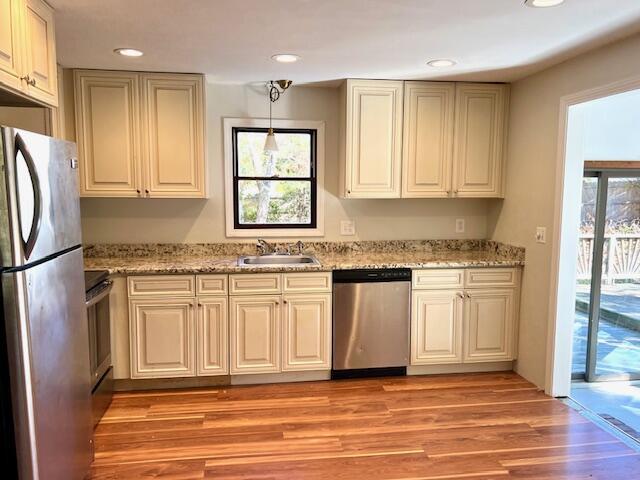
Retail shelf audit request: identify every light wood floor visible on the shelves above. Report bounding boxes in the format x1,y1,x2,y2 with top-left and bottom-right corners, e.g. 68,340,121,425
89,372,640,479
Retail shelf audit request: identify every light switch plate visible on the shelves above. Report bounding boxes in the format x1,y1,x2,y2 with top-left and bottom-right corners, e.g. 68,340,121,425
536,226,547,243
340,220,356,236
455,218,465,234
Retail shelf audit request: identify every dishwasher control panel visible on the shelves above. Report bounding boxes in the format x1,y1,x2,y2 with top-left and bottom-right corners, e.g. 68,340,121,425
333,268,411,283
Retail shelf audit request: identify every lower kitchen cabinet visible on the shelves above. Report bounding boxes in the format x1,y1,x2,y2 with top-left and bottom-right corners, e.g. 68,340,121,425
282,293,331,371
229,295,281,374
129,297,196,378
411,290,463,365
410,268,520,367
196,297,229,376
464,289,515,363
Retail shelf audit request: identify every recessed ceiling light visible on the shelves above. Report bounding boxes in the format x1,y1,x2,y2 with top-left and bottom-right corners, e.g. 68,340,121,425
271,54,300,63
113,48,144,57
427,59,456,68
524,0,565,7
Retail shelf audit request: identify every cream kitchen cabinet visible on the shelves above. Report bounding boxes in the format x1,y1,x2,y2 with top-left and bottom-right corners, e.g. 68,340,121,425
127,274,228,379
197,297,229,376
410,268,520,366
339,79,509,199
452,83,509,197
0,0,58,106
129,297,196,378
282,293,331,371
463,289,515,363
411,290,463,365
229,295,281,374
339,79,403,198
228,272,332,375
402,82,455,198
74,70,207,198
74,72,141,197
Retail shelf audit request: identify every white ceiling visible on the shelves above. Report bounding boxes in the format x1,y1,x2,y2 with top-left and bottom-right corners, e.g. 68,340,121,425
50,0,640,85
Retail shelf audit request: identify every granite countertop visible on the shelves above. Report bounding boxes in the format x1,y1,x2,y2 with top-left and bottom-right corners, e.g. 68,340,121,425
83,240,525,275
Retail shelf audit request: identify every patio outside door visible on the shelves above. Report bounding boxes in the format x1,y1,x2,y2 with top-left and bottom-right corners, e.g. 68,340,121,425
574,170,640,382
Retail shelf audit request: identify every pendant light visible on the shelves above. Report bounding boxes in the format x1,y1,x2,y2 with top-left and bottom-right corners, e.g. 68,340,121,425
264,80,293,153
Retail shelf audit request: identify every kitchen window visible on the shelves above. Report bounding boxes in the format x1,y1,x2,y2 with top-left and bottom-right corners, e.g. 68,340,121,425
224,118,325,237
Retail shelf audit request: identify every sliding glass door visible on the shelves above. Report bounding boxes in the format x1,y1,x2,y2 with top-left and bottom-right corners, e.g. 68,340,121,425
575,170,640,382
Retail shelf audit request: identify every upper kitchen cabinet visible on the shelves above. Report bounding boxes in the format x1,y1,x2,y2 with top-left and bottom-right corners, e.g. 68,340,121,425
0,0,58,107
0,0,24,92
141,74,206,197
452,83,509,198
402,82,455,198
23,0,57,105
74,71,141,197
339,79,403,198
74,70,207,198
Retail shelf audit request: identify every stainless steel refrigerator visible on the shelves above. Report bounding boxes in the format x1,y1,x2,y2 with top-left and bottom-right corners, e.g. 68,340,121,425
0,127,92,479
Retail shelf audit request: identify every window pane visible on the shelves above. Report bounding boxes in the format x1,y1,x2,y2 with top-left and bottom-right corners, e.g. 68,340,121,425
236,131,311,178
238,180,311,225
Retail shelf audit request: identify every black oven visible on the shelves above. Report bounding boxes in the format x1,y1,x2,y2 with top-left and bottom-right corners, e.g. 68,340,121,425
84,271,113,427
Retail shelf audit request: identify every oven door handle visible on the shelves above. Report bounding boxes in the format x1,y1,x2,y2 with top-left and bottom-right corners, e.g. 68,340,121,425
85,280,113,308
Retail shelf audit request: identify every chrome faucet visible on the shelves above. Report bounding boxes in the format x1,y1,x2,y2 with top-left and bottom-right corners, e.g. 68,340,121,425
256,238,274,255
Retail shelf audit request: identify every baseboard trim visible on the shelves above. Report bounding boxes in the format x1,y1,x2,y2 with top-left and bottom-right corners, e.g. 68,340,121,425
407,361,514,375
231,371,330,385
114,376,230,391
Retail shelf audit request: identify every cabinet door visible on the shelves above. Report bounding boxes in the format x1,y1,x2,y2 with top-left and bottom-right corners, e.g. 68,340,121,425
452,83,508,198
463,289,515,363
282,293,331,371
0,0,23,91
342,79,403,198
402,82,455,198
197,297,229,376
23,0,57,106
230,296,280,374
129,297,196,378
74,71,141,197
141,74,206,198
411,290,463,365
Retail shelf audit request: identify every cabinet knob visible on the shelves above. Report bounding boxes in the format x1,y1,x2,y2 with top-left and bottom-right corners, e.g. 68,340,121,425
29,78,36,87
136,189,141,195
275,301,280,305
283,299,287,304
457,292,464,298
20,75,30,83
145,189,150,196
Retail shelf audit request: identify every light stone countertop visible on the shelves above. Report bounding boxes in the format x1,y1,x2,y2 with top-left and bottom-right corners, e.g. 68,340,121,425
84,249,524,275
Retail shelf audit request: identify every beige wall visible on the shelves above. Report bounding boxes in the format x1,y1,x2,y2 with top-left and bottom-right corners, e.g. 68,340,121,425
78,80,490,243
488,32,640,388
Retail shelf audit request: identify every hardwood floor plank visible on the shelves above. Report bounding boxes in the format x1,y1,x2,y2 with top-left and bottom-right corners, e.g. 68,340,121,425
88,373,639,480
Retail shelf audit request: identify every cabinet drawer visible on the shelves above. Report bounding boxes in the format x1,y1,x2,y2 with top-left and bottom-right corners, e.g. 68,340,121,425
283,272,332,293
128,275,195,297
465,268,518,288
196,275,228,296
412,269,464,290
229,274,282,295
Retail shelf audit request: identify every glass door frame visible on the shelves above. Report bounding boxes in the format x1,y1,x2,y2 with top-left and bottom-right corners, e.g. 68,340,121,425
581,167,640,382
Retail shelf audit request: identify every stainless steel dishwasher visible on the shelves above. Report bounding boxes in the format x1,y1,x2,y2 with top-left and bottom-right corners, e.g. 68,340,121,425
332,268,411,378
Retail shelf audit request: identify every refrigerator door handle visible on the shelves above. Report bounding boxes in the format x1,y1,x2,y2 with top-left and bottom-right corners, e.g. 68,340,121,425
14,133,42,260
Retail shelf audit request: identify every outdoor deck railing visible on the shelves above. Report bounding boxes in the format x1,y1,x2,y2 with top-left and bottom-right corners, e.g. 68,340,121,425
577,234,640,282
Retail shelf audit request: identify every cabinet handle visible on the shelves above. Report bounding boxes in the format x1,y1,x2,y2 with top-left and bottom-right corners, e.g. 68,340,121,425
29,78,36,87
456,292,464,298
145,189,150,197
136,189,141,195
283,299,287,304
275,300,280,305
20,75,30,83
197,303,202,307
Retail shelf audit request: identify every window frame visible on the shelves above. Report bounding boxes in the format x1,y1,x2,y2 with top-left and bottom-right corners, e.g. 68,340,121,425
231,126,317,230
223,118,325,238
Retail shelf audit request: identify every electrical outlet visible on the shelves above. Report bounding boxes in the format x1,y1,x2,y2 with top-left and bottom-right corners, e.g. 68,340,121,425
536,226,547,244
340,220,356,236
455,218,465,234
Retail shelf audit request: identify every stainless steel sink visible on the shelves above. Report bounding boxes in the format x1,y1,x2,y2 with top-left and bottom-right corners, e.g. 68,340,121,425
237,254,320,267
